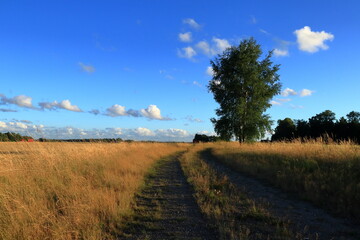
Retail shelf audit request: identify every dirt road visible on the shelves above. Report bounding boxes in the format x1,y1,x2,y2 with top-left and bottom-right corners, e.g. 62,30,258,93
126,152,218,240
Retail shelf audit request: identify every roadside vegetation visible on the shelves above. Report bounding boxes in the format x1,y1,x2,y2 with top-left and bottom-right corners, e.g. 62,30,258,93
180,144,294,239
208,141,360,222
0,142,185,239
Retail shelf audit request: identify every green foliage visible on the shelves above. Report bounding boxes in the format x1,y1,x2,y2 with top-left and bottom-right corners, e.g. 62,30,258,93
272,110,360,143
209,38,281,142
0,132,32,142
272,118,296,141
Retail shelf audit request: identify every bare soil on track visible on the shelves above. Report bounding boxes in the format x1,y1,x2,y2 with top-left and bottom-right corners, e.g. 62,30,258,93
125,152,218,240
201,149,360,240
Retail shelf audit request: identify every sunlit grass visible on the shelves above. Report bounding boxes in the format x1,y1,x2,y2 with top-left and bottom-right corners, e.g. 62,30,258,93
208,141,360,220
180,144,292,239
0,142,186,239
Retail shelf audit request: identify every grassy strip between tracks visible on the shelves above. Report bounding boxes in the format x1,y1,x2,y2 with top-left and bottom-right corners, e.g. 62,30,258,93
179,145,295,240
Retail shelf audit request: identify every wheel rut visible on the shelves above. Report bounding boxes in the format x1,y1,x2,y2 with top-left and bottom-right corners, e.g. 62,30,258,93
200,149,360,240
126,152,217,240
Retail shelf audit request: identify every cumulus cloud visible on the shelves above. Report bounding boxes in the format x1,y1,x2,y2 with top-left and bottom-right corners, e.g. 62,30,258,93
179,32,192,42
79,62,95,73
183,18,201,29
134,127,155,136
105,104,127,117
299,89,314,97
196,38,231,56
39,100,82,112
281,88,297,97
0,94,35,109
213,37,231,53
140,105,168,120
294,26,334,53
274,48,289,57
0,121,7,128
0,120,194,141
178,46,197,59
206,66,214,76
58,100,82,112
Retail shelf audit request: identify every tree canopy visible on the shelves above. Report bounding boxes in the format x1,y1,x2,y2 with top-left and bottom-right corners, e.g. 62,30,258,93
272,110,360,144
208,38,281,142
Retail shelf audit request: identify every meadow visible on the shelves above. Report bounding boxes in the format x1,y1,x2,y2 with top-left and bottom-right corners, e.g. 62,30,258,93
0,141,359,239
207,141,360,222
0,142,185,239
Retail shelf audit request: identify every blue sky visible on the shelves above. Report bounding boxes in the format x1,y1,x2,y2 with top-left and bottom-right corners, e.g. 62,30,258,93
0,0,359,141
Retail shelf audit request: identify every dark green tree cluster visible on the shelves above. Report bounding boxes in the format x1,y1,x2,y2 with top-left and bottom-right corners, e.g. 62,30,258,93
0,132,33,142
272,110,360,143
209,38,281,142
38,138,123,143
192,134,219,143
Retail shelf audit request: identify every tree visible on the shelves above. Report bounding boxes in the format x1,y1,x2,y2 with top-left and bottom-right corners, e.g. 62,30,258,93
308,110,336,139
208,38,281,142
271,118,296,141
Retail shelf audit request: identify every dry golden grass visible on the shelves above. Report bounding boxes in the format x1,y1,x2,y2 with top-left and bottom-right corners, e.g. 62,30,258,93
180,144,292,240
208,141,360,221
0,142,186,239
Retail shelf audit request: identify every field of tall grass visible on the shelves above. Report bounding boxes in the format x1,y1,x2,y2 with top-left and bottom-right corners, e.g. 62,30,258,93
208,141,360,221
0,142,185,239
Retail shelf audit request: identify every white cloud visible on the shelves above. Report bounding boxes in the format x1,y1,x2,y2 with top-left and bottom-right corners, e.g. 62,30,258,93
270,100,281,106
58,100,82,112
15,122,27,129
0,121,7,128
178,46,197,59
106,104,127,117
299,89,314,97
39,100,82,112
294,26,334,53
134,127,155,136
79,62,95,73
196,38,231,56
155,128,190,138
0,120,195,141
281,88,297,97
212,37,231,53
196,41,211,55
140,105,167,120
206,66,214,76
179,32,192,42
274,48,289,57
0,94,35,109
183,18,201,29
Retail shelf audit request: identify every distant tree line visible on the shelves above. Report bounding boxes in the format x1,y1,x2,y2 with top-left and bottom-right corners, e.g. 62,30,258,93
193,134,220,143
38,138,124,143
0,132,34,142
272,110,360,144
